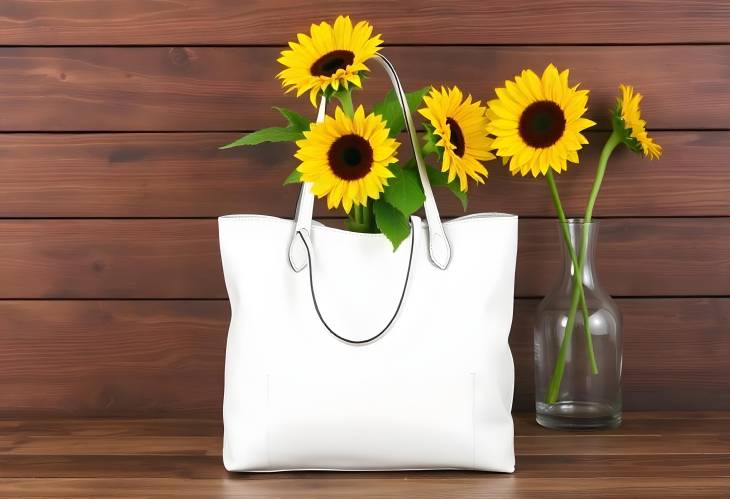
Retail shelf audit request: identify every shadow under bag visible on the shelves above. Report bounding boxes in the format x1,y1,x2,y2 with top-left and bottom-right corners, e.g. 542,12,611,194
219,54,518,472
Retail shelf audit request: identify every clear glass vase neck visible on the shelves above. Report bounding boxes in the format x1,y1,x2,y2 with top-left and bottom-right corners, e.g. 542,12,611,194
558,219,599,290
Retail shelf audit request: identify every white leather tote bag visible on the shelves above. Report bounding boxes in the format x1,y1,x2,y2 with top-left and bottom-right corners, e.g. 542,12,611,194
219,54,517,472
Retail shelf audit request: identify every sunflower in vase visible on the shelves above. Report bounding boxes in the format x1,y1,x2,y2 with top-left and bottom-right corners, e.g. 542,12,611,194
222,15,495,249
487,63,662,408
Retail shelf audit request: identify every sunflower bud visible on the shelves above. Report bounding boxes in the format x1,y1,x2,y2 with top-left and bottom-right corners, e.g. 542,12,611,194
613,85,662,160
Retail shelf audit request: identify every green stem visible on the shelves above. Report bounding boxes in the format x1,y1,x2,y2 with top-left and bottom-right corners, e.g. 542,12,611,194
347,202,376,233
348,204,360,230
545,130,623,403
546,280,582,403
338,89,376,233
336,90,354,117
546,170,598,373
585,130,623,224
363,200,372,230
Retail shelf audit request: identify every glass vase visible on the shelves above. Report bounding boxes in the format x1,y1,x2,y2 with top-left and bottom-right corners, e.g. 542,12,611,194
534,219,622,429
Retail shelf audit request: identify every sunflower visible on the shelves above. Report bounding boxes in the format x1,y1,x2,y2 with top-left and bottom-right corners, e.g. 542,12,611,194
295,105,399,213
487,64,596,177
277,16,383,107
616,84,662,160
418,86,494,191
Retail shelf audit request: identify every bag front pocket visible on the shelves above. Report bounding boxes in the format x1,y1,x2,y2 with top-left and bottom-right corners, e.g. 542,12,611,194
266,371,476,470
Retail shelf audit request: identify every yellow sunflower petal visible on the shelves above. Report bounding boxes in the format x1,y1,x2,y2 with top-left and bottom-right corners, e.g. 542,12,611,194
277,16,383,107
487,64,595,177
618,84,663,160
295,106,399,214
419,86,494,192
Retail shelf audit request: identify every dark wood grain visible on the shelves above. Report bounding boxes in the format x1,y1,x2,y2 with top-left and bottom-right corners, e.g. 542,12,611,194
0,218,724,299
0,301,226,418
0,415,729,481
4,433,729,457
0,45,727,131
1,132,727,218
0,299,726,417
511,299,730,412
2,454,729,480
2,477,729,498
6,432,730,459
1,1,729,45
0,414,729,497
515,218,730,298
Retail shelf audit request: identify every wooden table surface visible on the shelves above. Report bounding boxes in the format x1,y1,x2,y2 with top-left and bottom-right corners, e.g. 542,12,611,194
0,413,728,498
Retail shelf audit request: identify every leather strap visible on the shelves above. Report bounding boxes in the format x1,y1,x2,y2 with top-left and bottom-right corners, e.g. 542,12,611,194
288,53,452,272
288,97,328,272
296,216,418,345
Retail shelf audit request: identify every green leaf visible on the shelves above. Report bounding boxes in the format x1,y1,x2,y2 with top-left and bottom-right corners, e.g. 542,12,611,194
220,106,313,149
274,107,310,133
421,121,444,159
382,164,426,217
283,169,302,185
373,199,411,251
426,165,468,211
219,127,302,149
373,86,432,138
421,122,440,156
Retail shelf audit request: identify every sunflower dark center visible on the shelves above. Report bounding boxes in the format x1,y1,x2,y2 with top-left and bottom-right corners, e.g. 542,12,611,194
446,117,466,157
310,50,355,77
518,100,566,148
328,134,374,180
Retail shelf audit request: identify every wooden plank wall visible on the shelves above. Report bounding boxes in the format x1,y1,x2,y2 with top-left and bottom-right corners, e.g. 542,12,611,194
0,0,728,416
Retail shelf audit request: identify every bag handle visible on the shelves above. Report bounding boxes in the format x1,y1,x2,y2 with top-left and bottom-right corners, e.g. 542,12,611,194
288,53,452,272
296,216,418,345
